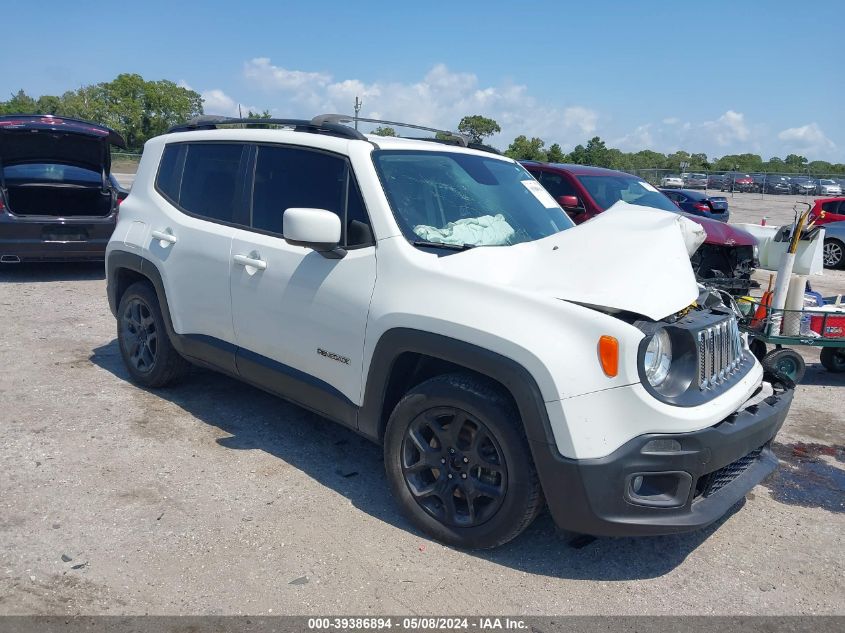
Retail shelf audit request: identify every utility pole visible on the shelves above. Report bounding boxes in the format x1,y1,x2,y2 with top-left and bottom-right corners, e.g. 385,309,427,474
353,97,362,130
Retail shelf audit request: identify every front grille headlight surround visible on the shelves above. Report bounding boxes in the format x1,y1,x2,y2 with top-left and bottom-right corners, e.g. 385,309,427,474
636,321,696,399
635,312,753,406
643,329,672,387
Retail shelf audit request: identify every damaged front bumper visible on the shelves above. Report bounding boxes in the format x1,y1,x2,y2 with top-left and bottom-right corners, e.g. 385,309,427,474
532,377,793,537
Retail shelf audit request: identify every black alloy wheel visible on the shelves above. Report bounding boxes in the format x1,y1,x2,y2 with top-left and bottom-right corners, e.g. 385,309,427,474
401,406,508,528
121,298,158,374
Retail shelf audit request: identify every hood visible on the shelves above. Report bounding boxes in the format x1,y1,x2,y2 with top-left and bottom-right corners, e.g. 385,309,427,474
434,203,700,321
0,115,127,173
680,211,757,246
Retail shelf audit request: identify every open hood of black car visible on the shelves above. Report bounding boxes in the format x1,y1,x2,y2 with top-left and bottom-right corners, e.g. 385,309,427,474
0,115,127,174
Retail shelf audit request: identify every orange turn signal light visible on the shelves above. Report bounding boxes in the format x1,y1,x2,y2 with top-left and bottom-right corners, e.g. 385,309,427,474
598,335,619,377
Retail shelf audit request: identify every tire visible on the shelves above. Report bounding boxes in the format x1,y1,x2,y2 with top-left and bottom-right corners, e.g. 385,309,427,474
749,338,767,362
761,348,806,383
819,347,845,373
383,373,543,549
823,238,845,269
116,281,191,388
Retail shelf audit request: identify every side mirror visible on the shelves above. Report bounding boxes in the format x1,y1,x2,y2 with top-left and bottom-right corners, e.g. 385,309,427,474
557,195,581,209
283,208,346,259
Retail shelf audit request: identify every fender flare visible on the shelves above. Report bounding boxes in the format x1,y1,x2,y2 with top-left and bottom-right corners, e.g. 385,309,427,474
106,249,239,373
107,249,175,336
357,328,557,449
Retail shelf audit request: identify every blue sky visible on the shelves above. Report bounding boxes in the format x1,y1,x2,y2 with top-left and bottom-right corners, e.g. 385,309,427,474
2,0,841,161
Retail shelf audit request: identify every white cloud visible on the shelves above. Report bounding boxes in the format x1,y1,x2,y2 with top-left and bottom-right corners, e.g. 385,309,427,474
563,106,598,135
200,88,256,118
612,124,655,150
244,57,332,91
614,110,760,155
778,123,836,157
702,110,749,146
238,58,598,148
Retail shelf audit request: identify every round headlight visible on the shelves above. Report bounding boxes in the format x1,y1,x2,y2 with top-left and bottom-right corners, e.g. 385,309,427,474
644,329,672,387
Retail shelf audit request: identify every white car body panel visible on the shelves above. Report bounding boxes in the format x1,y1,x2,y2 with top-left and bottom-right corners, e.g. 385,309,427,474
110,129,769,462
229,228,377,403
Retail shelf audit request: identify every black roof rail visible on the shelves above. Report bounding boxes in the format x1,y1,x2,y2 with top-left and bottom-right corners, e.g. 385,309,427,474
403,136,501,155
312,114,469,147
167,115,366,141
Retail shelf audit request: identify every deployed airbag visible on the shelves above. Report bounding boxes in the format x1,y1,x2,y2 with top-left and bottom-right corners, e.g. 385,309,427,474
414,214,515,246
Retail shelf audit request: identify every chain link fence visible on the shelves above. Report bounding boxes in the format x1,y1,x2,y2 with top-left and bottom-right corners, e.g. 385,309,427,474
631,168,844,200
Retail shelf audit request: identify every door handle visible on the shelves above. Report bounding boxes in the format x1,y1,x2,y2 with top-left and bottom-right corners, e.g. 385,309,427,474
233,253,267,270
151,229,177,245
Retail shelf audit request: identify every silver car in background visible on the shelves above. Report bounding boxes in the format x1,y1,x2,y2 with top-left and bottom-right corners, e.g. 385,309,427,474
823,221,845,269
817,179,843,196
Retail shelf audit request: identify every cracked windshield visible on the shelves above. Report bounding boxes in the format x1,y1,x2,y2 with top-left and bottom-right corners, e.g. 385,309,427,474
373,150,573,247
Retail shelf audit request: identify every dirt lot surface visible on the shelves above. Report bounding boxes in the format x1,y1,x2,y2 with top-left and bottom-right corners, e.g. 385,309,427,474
1,189,843,616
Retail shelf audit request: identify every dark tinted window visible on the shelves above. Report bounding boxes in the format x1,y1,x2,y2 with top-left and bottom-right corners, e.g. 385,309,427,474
178,143,245,223
3,163,100,183
538,171,577,198
346,178,374,246
156,144,184,203
577,175,679,212
251,146,373,246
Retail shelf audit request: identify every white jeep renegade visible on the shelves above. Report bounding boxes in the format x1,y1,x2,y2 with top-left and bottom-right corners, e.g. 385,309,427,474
106,114,793,548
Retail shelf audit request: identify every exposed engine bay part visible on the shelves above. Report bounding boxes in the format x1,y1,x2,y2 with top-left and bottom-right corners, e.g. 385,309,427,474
690,244,756,295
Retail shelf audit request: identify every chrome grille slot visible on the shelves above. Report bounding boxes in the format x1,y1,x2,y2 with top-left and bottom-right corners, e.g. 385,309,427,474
698,316,744,390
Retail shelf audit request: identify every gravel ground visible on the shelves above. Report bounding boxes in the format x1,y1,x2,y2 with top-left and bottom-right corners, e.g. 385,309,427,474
0,188,843,616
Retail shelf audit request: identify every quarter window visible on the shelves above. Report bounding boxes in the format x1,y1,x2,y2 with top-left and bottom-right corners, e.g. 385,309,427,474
178,144,246,223
156,144,185,204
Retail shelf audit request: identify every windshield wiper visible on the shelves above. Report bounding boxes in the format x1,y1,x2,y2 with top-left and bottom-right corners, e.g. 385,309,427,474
411,240,476,251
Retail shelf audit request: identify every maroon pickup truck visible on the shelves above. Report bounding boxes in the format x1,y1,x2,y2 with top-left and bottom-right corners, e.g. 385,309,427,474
522,161,758,294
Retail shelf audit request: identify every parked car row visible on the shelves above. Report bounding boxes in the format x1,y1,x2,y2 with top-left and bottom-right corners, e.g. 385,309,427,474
710,173,844,195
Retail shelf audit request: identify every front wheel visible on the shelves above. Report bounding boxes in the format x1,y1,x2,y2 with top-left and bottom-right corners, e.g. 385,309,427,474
819,347,845,373
384,373,543,549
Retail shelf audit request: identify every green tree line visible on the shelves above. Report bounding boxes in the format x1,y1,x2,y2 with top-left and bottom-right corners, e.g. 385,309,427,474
2,83,842,175
0,74,203,152
460,115,844,175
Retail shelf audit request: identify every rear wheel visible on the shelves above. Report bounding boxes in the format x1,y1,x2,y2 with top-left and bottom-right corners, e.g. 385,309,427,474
761,348,806,383
384,373,543,549
819,347,845,373
823,239,844,269
117,281,190,387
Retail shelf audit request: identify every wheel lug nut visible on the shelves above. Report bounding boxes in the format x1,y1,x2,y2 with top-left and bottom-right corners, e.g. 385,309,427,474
461,473,467,479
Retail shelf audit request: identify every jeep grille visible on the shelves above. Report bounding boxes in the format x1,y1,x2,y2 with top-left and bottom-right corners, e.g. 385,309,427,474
697,317,744,390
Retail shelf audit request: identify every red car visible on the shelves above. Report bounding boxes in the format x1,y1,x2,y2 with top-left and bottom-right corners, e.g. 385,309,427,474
722,173,756,193
521,162,758,293
810,197,845,225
